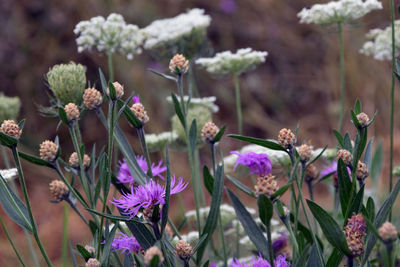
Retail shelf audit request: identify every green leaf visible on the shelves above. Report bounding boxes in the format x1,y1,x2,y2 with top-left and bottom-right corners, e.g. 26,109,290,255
149,69,177,81
189,119,197,152
307,146,327,166
86,208,138,222
171,93,186,129
343,133,352,151
161,146,171,235
18,151,54,168
354,99,362,114
18,119,26,131
366,197,375,221
108,81,117,100
58,107,69,125
117,99,142,128
203,166,214,195
192,234,208,254
344,185,364,224
350,110,362,130
307,200,350,255
213,125,226,143
124,253,135,267
0,174,33,233
226,175,256,198
125,219,156,250
333,130,344,148
257,195,273,227
326,249,344,267
306,244,319,267
102,224,117,265
352,128,368,169
0,131,18,147
271,183,291,200
228,134,286,151
227,188,270,261
370,141,383,185
363,138,374,169
295,244,311,267
76,244,92,261
150,255,160,267
337,159,352,216
99,68,108,95
364,216,380,240
366,111,378,127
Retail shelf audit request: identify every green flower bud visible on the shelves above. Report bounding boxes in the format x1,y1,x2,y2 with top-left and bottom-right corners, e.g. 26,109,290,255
0,94,21,122
171,105,212,146
46,62,86,105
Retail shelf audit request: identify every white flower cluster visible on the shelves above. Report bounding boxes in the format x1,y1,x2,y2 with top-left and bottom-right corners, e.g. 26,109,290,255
74,13,144,60
0,168,18,182
196,48,268,75
141,8,211,50
145,131,179,152
297,0,382,25
166,96,219,113
360,20,400,61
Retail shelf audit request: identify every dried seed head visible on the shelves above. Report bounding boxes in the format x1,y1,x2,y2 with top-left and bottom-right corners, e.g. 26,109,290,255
84,245,96,254
112,82,124,98
49,180,69,202
305,164,318,182
344,213,366,257
356,112,370,127
0,120,22,139
83,88,102,110
298,144,312,162
278,128,296,149
175,240,193,260
131,103,149,124
356,161,368,180
346,234,364,257
201,121,219,143
254,174,279,197
68,152,91,168
378,222,398,242
336,149,353,165
85,258,100,267
169,54,189,74
64,103,80,121
143,246,164,266
39,140,58,162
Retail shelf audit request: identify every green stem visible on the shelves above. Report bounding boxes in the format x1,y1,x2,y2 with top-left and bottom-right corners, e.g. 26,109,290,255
306,179,317,231
233,74,243,135
11,147,53,267
389,0,396,222
137,127,153,179
266,223,275,267
108,52,114,83
338,22,346,133
0,213,26,267
61,203,69,267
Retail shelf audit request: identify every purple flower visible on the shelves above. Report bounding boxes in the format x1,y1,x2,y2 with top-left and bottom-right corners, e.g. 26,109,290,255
111,177,188,219
117,156,167,185
132,95,140,104
231,253,290,267
272,233,289,254
219,0,237,14
320,160,351,178
111,232,141,254
231,152,272,176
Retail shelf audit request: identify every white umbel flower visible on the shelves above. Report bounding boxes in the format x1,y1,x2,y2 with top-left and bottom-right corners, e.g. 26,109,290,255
360,20,400,60
144,131,179,152
166,96,219,113
0,168,18,182
196,48,268,75
141,9,211,50
74,13,144,60
298,0,382,25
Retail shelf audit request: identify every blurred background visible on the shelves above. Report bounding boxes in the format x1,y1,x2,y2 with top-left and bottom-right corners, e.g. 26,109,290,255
1,0,399,265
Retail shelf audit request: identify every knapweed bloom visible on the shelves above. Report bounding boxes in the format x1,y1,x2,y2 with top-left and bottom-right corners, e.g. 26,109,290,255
74,13,144,60
232,253,290,267
111,232,141,254
117,156,167,185
273,233,291,257
231,152,272,176
297,0,382,25
112,177,187,218
196,48,268,76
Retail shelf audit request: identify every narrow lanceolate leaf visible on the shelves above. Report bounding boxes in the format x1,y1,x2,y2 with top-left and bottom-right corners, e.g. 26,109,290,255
125,220,156,250
189,119,197,153
354,99,362,114
257,195,273,227
0,174,33,232
343,133,352,152
307,200,350,255
101,224,117,265
76,244,92,261
228,134,286,151
226,175,256,198
18,151,54,168
306,244,319,267
148,69,177,81
58,107,69,125
108,81,117,100
171,93,185,128
203,166,214,195
337,159,352,217
326,248,344,267
227,188,270,261
99,68,108,95
370,141,383,185
271,183,291,200
366,197,375,221
363,138,374,169
344,185,365,225
213,125,226,143
0,131,18,147
333,130,344,148
118,99,142,128
350,110,362,130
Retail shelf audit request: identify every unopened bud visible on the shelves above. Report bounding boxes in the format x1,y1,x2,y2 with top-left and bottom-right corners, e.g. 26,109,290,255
49,180,69,202
356,112,370,128
305,164,318,182
298,144,312,162
111,82,124,99
39,140,58,162
131,103,149,124
85,258,100,267
84,245,96,255
83,88,102,110
68,152,90,169
356,161,368,180
0,120,22,139
201,121,219,143
143,246,164,266
336,149,353,166
169,54,189,75
64,103,80,121
255,174,279,198
278,128,296,149
175,240,193,260
378,222,398,242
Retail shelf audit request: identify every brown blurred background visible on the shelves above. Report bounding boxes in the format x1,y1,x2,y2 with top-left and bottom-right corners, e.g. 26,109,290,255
1,0,400,265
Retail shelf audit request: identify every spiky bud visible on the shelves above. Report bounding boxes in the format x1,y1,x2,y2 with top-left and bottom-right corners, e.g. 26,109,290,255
0,94,21,122
378,222,398,242
201,121,219,143
356,112,370,128
143,246,164,266
356,161,368,180
68,152,91,169
305,164,318,182
85,258,100,267
111,82,124,99
175,240,193,260
39,140,58,162
84,245,96,255
169,54,189,75
336,149,353,166
46,62,86,105
298,144,312,162
49,180,69,202
131,103,149,124
64,103,80,121
83,88,102,110
278,128,296,149
0,120,22,139
254,174,279,197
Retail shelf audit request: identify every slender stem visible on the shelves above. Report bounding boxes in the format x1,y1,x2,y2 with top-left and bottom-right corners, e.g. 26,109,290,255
137,127,153,179
61,203,69,267
108,52,114,83
347,256,353,267
66,198,89,225
333,187,339,218
386,242,394,267
233,74,243,135
337,22,346,133
0,214,26,267
11,147,53,267
283,217,299,259
306,180,318,232
188,64,199,97
266,223,275,267
389,0,396,222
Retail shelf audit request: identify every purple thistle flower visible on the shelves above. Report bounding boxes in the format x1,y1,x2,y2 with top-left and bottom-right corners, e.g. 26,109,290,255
117,156,167,185
132,95,140,104
231,253,290,267
231,152,272,176
320,160,351,178
111,232,141,254
272,233,289,254
111,177,188,219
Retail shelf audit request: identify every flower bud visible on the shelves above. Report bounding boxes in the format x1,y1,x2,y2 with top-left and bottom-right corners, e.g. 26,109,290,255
0,120,22,139
69,152,91,169
83,88,102,110
39,140,58,162
84,245,96,255
64,103,80,121
344,214,366,257
143,246,164,266
0,94,21,122
131,103,149,124
85,258,100,267
49,180,69,202
298,144,312,162
305,164,318,182
169,54,189,74
356,112,370,127
111,82,124,99
254,174,279,197
175,240,193,260
201,121,219,143
336,149,353,166
356,161,368,180
378,222,398,242
278,128,296,149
